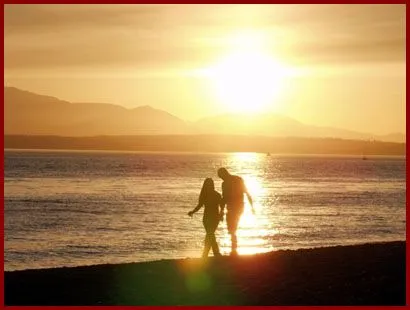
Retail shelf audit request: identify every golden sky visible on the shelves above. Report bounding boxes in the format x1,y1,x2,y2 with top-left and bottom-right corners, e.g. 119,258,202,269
4,4,406,135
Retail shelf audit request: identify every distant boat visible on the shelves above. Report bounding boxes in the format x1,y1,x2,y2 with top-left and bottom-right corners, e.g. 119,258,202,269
266,153,271,157
362,155,368,160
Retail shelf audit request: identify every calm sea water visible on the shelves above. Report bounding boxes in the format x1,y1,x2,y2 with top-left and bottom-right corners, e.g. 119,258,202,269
4,150,406,271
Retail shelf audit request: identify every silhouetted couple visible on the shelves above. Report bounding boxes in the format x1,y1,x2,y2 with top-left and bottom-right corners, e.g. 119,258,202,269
188,167,254,258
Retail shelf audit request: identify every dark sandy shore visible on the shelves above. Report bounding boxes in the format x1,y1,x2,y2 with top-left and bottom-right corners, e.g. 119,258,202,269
5,241,406,306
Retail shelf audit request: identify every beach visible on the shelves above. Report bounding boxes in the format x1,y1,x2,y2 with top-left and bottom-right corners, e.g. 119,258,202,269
5,241,405,306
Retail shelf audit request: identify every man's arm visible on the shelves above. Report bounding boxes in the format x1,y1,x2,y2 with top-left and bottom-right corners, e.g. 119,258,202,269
242,179,255,214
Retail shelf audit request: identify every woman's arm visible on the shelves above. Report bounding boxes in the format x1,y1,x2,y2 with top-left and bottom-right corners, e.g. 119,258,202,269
188,203,203,217
218,202,225,221
218,193,225,221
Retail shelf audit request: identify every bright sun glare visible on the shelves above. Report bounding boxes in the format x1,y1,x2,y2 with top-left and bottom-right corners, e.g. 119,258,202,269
217,152,277,256
207,30,289,114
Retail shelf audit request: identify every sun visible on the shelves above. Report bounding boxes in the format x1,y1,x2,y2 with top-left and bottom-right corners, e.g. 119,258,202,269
207,30,289,114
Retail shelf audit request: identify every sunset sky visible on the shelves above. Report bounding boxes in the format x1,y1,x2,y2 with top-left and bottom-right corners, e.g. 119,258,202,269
4,4,406,135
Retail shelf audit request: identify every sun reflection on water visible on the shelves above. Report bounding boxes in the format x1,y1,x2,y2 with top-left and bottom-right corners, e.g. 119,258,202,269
218,152,279,256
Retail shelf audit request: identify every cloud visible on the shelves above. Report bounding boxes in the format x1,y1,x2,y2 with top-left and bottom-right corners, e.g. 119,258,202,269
4,4,405,74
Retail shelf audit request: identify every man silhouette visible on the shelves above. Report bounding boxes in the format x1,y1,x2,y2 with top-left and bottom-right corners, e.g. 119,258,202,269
218,167,254,256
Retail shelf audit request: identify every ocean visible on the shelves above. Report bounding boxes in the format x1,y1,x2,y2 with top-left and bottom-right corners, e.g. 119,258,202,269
4,149,406,271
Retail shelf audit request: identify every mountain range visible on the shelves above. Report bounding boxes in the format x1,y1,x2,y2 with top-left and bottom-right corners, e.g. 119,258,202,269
4,86,406,143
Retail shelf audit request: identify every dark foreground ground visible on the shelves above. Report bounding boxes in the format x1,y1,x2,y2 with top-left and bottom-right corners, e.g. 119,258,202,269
5,241,406,306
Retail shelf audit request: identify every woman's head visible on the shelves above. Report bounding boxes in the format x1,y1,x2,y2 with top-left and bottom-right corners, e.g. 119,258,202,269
199,178,214,202
202,178,214,192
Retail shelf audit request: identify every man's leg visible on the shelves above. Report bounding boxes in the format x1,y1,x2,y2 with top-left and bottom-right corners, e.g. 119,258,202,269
231,233,238,253
227,211,240,255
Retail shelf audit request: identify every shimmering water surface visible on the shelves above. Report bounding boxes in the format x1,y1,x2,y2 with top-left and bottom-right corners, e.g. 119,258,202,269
4,150,406,271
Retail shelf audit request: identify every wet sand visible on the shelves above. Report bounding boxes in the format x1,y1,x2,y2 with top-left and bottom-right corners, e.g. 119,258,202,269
5,241,406,305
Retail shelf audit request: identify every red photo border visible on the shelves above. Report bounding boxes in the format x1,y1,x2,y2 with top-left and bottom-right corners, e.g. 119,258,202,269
1,1,407,310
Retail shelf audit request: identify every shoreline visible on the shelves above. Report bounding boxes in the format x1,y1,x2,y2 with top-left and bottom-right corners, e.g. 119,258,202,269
4,134,405,156
4,239,406,273
4,147,407,158
5,241,406,305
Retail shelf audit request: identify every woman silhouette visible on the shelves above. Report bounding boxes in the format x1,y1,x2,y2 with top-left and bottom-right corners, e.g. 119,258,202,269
188,178,223,258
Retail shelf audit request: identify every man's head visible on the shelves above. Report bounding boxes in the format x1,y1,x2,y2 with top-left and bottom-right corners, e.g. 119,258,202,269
217,167,230,180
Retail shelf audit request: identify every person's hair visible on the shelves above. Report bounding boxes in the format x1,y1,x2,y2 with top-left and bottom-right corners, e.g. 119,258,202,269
199,178,214,204
217,167,229,179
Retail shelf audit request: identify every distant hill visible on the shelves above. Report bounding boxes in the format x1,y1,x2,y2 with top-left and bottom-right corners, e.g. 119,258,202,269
194,114,406,143
4,86,406,143
4,87,190,136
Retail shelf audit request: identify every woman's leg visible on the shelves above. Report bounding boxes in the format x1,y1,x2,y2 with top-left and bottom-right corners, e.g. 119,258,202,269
202,234,211,258
208,219,221,256
202,220,212,258
209,232,220,256
204,219,220,257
